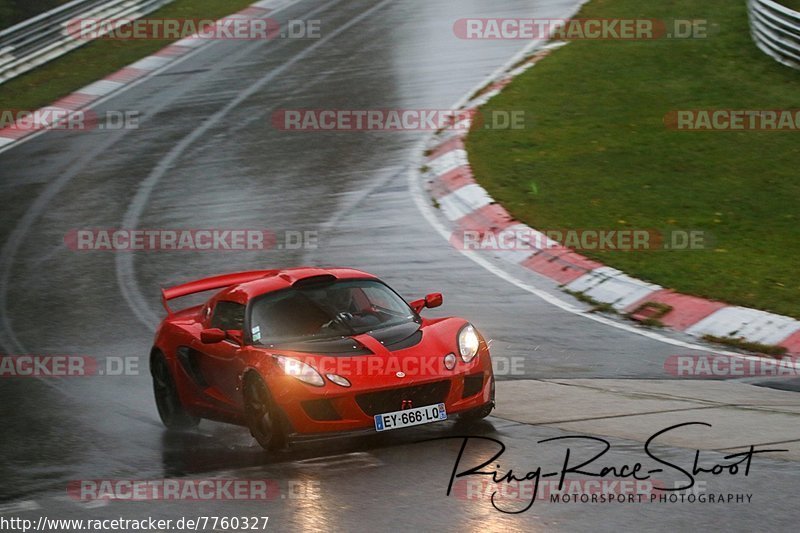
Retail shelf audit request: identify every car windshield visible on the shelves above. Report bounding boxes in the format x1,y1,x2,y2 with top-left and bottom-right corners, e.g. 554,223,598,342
248,279,418,344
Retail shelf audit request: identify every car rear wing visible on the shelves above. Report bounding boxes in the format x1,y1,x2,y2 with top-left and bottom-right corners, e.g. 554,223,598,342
161,270,276,315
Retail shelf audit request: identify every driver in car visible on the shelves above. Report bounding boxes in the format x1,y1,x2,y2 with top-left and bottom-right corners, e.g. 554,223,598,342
322,287,381,332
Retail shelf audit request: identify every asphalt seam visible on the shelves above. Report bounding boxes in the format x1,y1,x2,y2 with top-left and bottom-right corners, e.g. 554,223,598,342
714,438,800,451
537,379,799,410
490,405,723,427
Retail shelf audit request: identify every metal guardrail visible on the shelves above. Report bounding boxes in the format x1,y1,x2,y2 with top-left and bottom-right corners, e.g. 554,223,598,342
0,0,176,85
748,0,800,69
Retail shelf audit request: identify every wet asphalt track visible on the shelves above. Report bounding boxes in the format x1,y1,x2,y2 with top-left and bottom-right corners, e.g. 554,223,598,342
0,0,797,530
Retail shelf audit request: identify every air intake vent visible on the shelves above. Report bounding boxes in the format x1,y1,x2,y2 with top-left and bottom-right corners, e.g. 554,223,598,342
301,399,341,421
356,381,450,416
462,373,484,399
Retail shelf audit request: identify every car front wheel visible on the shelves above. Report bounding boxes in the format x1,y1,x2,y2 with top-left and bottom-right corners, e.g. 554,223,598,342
243,375,286,451
151,351,200,429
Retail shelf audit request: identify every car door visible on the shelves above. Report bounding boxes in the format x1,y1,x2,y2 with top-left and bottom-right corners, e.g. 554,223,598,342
191,300,247,409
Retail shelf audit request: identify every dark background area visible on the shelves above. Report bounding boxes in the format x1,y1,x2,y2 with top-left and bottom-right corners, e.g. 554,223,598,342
0,0,71,30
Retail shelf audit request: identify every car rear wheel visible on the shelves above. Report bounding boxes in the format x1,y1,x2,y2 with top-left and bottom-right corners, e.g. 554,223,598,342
151,352,200,429
243,375,286,451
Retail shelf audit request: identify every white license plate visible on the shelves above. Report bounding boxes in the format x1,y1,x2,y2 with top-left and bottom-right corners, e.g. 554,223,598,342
374,403,447,432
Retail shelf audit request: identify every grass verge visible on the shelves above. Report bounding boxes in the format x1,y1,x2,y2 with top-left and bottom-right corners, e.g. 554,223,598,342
777,0,800,12
563,290,618,315
0,0,258,111
466,0,800,319
702,335,788,356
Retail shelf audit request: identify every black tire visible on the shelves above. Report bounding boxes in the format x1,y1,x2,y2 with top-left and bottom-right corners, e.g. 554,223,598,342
151,351,200,429
243,375,286,451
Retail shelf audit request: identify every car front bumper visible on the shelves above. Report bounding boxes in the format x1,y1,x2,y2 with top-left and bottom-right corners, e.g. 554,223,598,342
269,359,494,436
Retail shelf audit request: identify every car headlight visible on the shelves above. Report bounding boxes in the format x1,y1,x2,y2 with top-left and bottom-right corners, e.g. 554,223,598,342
458,324,480,363
326,373,351,387
273,355,324,387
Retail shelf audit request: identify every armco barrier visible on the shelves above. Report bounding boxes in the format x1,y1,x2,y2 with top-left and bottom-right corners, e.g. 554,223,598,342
748,0,800,69
0,0,176,84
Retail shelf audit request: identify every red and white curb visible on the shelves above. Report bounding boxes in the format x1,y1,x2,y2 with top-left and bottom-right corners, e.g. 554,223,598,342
0,0,295,152
422,43,800,356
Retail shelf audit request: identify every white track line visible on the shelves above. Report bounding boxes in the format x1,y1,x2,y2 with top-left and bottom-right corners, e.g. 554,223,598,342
0,0,310,354
115,0,395,329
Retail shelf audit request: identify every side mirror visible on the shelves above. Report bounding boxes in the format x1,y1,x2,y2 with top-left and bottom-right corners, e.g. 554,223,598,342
200,328,226,344
410,293,444,313
425,293,443,309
